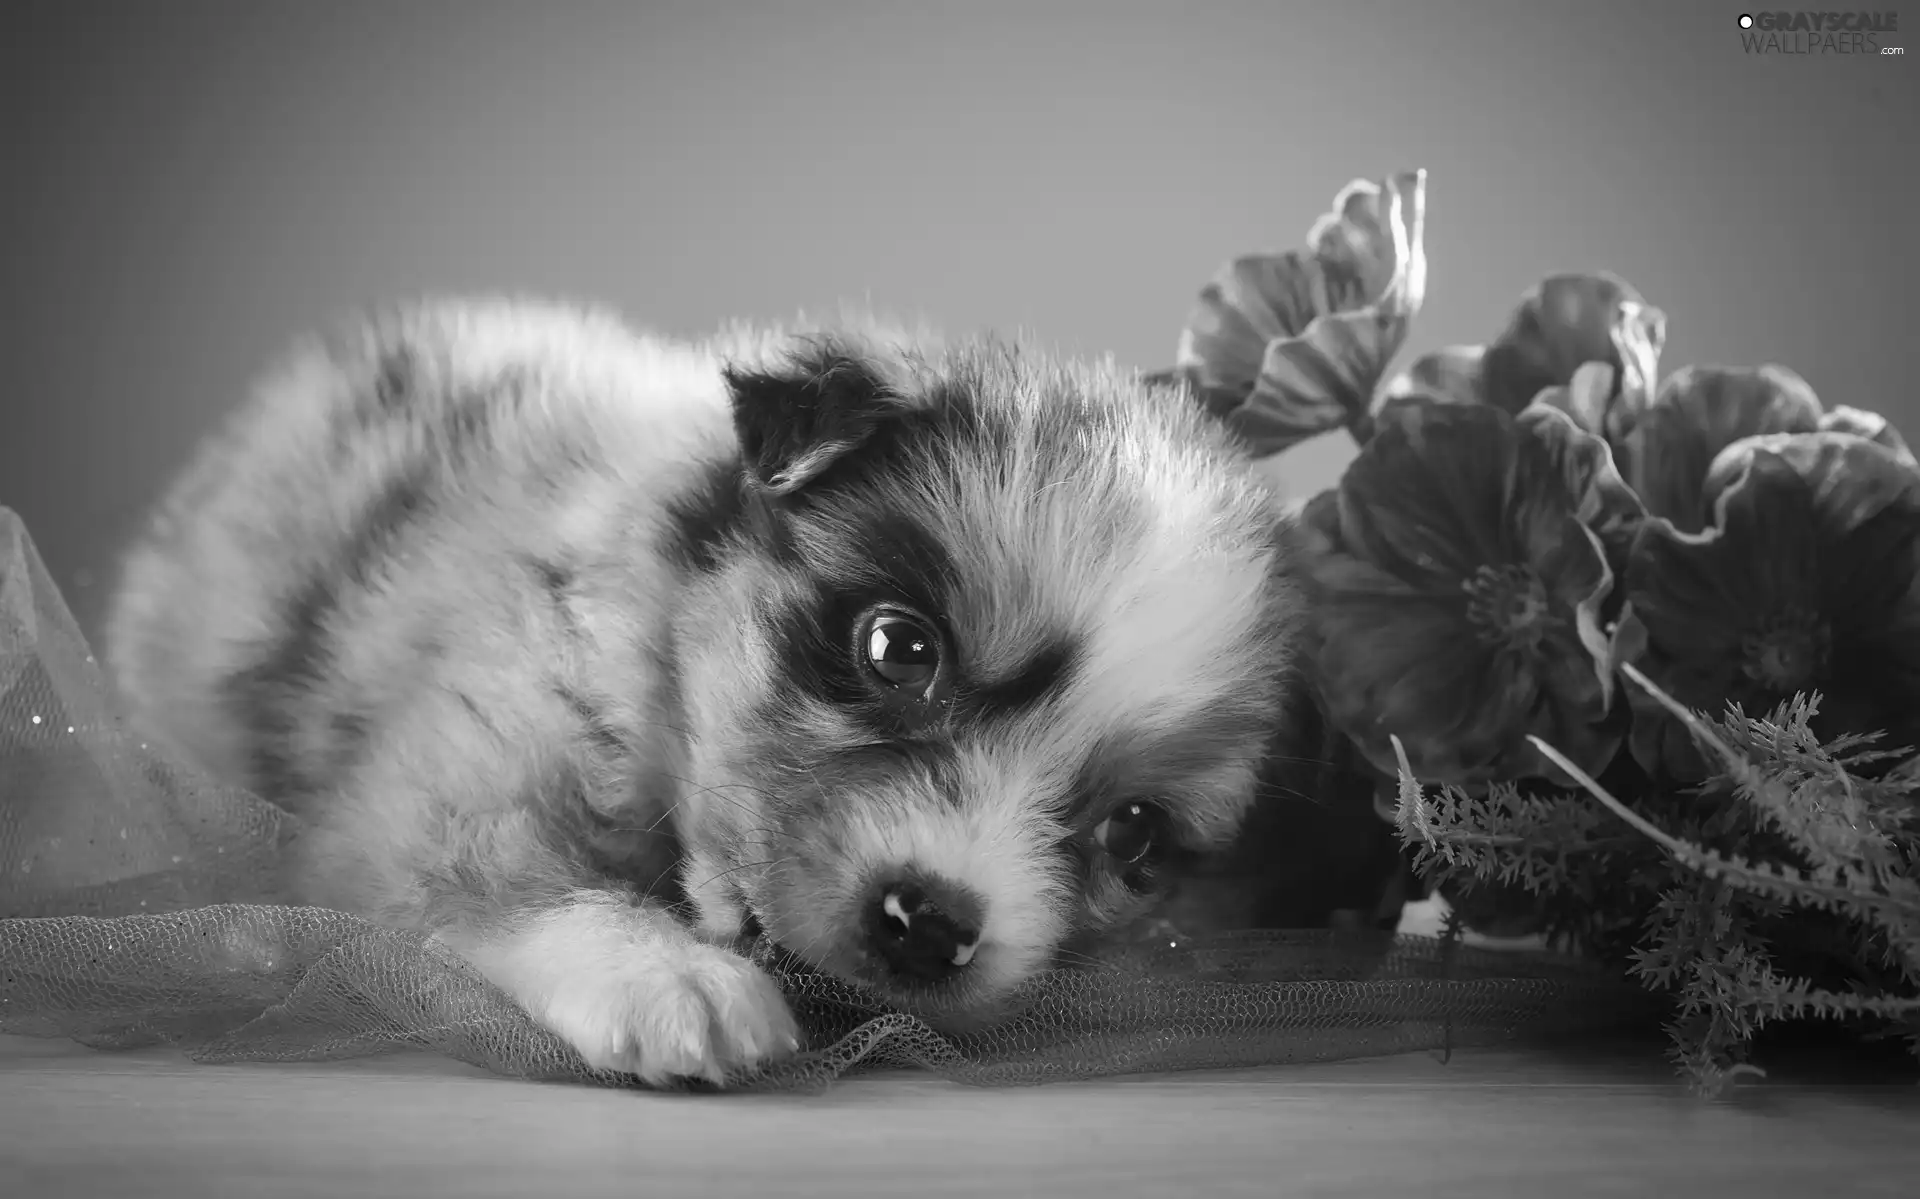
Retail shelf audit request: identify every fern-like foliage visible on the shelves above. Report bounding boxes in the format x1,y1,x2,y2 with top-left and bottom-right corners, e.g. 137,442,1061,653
1390,667,1920,1098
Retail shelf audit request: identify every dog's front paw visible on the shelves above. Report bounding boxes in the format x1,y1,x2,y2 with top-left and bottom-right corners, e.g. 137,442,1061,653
536,935,802,1086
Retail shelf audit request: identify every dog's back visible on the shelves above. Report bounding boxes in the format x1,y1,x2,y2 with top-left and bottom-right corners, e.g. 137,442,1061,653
103,298,735,814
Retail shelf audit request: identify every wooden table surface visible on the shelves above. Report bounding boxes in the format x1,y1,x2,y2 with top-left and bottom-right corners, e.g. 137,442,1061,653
2,1032,1915,1198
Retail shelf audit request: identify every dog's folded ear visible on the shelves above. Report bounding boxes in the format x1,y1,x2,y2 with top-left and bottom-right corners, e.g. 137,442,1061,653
723,344,915,496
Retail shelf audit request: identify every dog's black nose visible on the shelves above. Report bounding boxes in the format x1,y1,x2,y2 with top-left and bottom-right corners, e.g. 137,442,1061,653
863,877,983,983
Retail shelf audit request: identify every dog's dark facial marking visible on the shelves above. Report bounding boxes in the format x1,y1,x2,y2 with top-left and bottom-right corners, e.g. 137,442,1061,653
750,358,1099,770
956,638,1079,724
825,737,960,784
767,503,964,727
834,510,960,622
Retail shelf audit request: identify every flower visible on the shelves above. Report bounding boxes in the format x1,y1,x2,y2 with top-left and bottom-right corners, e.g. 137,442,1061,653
1616,430,1920,780
1292,394,1645,786
1379,271,1666,462
1483,272,1666,434
1162,170,1428,457
1627,364,1823,533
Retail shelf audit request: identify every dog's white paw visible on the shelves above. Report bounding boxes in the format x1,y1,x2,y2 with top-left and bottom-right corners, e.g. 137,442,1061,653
536,936,802,1086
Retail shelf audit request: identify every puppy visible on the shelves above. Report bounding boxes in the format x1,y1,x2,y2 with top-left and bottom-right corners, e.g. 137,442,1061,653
103,298,1299,1085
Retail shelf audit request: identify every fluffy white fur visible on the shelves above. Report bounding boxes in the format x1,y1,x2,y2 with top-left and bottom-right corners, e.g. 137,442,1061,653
103,297,1297,1082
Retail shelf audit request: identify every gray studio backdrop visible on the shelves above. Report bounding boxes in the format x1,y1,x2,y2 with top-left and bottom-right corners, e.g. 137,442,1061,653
6,0,1916,634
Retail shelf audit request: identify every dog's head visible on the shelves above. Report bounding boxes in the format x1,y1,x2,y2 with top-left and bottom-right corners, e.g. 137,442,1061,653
670,329,1297,1028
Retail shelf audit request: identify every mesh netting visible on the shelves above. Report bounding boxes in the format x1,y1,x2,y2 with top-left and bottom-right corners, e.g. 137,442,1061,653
0,506,1661,1091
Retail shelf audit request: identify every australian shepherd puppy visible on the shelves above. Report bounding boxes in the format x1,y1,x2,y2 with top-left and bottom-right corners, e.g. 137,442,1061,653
102,298,1298,1085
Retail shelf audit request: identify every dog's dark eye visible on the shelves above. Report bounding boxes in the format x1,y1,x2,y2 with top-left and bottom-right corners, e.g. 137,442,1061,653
1094,801,1166,866
863,613,940,692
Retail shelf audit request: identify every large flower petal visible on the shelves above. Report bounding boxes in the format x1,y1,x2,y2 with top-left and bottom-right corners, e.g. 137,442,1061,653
1480,272,1667,449
1819,405,1916,466
1514,394,1647,566
1703,430,1920,540
1527,361,1616,452
1618,436,1920,778
1334,398,1520,587
1170,170,1428,456
1635,450,1825,647
1175,254,1315,394
1374,343,1485,417
1629,364,1823,533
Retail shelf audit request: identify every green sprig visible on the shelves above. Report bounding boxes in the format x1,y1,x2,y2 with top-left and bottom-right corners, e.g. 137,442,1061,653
1390,667,1920,1097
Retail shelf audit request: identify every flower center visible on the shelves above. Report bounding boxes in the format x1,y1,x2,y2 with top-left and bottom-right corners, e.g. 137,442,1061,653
1462,564,1554,650
1739,611,1830,693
